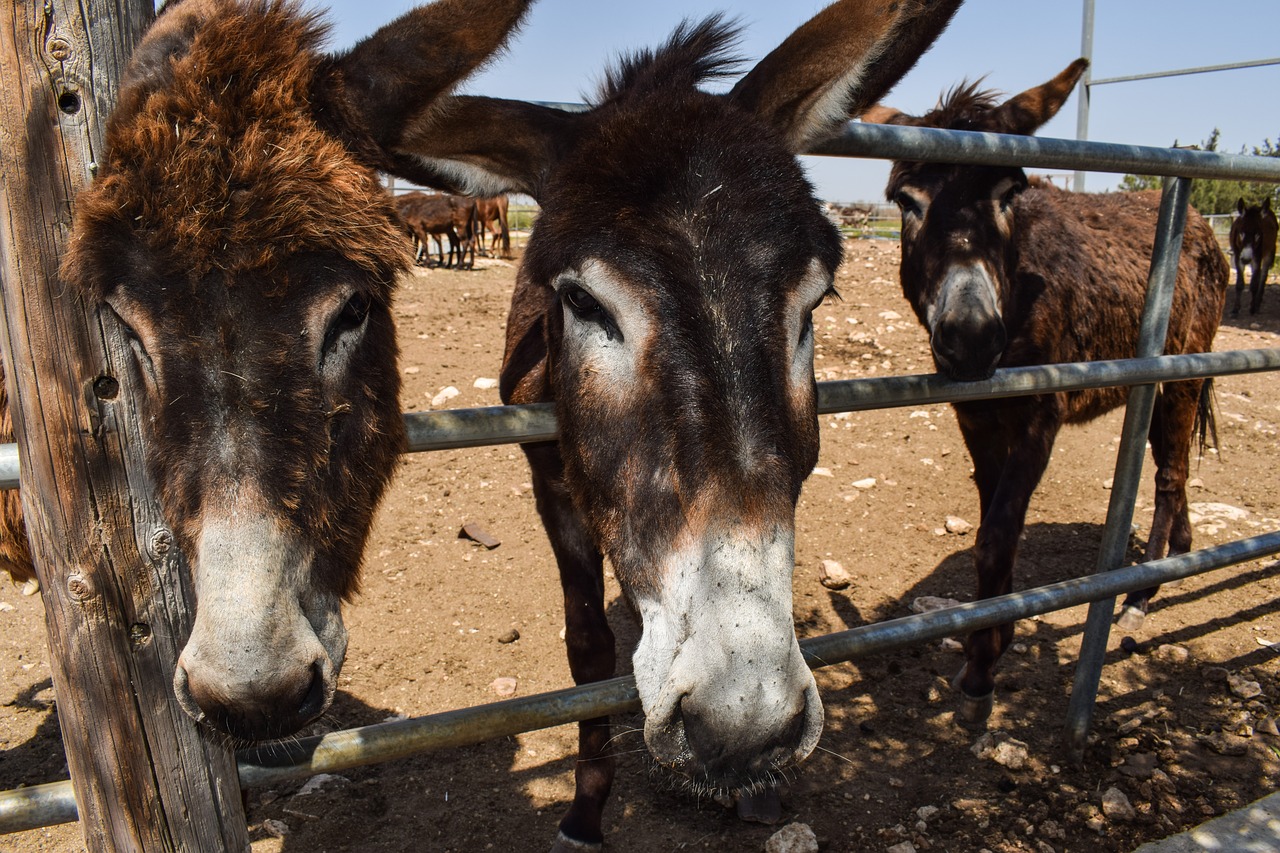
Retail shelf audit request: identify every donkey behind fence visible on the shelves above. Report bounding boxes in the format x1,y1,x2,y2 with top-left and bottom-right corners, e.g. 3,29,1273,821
1230,196,1277,315
864,60,1229,724
398,0,962,848
0,0,533,742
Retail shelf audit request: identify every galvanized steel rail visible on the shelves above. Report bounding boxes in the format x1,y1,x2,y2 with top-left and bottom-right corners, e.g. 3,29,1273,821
4,121,1280,836
5,532,1278,834
2,350,1279,487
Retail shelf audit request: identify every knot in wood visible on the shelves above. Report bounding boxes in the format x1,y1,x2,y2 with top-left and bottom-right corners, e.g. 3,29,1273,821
150,528,173,556
129,623,152,649
46,37,71,61
92,374,119,400
66,574,95,602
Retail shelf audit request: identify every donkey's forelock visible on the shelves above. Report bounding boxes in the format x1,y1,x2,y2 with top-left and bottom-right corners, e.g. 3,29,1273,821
71,0,406,286
592,15,744,107
923,79,1002,131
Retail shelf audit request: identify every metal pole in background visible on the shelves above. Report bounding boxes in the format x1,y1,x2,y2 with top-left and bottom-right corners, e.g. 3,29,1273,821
1073,0,1095,192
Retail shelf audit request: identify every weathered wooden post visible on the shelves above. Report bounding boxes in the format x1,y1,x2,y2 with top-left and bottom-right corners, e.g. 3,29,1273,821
0,1,249,849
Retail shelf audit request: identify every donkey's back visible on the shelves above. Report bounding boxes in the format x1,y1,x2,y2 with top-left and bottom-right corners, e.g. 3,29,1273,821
1011,185,1228,423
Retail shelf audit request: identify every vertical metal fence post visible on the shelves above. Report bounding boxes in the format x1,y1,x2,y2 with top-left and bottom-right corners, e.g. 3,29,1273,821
1073,0,1094,193
1063,177,1193,758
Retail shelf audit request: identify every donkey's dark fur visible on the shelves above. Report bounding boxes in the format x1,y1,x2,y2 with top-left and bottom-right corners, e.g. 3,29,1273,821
395,1,962,848
868,60,1229,724
1,0,532,741
394,191,478,268
1230,196,1277,315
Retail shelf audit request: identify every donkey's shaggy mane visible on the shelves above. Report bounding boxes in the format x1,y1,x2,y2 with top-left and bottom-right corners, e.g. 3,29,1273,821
69,0,406,288
592,15,745,107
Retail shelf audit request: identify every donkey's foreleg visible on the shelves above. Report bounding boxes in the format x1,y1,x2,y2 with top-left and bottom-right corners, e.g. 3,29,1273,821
1250,258,1272,315
524,444,616,853
1119,383,1198,629
1232,260,1247,315
953,411,1056,725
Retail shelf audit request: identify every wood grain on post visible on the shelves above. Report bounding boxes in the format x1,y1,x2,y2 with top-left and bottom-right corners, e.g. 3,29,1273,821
0,1,249,849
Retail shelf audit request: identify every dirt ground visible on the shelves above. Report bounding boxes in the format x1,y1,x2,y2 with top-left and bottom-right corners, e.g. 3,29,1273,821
3,238,1279,853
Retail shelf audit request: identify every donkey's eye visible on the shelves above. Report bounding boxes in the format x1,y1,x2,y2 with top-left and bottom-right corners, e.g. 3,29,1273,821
894,190,924,219
323,292,371,353
998,185,1022,212
560,283,621,342
562,284,603,318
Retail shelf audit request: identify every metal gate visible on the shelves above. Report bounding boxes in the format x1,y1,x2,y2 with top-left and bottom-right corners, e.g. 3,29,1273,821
2,118,1280,835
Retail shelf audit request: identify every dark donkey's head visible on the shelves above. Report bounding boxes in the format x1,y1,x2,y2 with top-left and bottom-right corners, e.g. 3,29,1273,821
865,59,1088,380
398,0,959,788
61,0,532,741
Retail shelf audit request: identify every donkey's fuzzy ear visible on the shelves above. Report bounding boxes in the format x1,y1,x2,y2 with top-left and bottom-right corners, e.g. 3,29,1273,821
329,0,535,154
392,96,580,201
991,58,1088,136
728,0,961,153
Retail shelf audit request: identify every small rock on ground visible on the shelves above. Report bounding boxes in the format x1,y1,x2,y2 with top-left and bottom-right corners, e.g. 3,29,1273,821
1102,786,1136,821
819,559,852,590
764,822,818,853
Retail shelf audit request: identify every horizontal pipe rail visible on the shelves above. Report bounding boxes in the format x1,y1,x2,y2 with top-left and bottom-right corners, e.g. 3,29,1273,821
1,349,1275,489
1089,57,1280,87
5,531,1277,835
810,122,1280,182
544,101,1280,181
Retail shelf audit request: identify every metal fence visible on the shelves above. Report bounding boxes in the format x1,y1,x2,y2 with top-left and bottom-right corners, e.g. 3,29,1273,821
4,120,1280,836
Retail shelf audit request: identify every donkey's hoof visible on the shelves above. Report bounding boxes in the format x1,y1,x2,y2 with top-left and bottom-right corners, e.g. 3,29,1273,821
949,666,994,727
737,787,782,825
958,691,995,727
550,832,602,853
1116,606,1146,632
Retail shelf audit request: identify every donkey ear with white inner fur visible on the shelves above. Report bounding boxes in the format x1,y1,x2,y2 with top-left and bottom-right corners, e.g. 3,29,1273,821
728,0,962,153
391,96,582,201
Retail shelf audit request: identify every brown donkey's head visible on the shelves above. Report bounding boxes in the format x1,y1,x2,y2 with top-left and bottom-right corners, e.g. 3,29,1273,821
864,59,1088,380
61,0,533,742
399,0,959,792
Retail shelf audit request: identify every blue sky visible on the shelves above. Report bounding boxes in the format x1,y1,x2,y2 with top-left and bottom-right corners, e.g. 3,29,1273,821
322,0,1279,202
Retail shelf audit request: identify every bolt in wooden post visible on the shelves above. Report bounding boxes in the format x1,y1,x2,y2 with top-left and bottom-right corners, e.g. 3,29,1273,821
0,1,249,849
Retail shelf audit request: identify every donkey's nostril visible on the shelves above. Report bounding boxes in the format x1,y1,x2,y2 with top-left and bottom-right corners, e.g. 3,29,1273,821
297,661,327,720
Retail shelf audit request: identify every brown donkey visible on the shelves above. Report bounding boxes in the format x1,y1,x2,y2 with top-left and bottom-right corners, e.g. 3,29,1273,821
865,60,1229,724
397,1,961,848
1230,196,1278,315
0,0,533,741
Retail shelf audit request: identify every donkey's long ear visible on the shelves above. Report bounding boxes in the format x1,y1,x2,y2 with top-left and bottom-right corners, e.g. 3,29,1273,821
390,96,580,201
728,0,961,152
328,0,535,153
990,58,1088,136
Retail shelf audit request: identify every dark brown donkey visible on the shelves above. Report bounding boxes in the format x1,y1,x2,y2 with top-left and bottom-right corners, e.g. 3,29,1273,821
395,191,481,268
396,1,961,848
1230,196,1278,315
0,0,533,741
475,195,511,257
865,60,1229,724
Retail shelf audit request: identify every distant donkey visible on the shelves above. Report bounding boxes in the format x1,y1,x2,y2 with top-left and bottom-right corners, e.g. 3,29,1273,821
0,0,534,741
1230,196,1277,315
396,0,962,848
476,195,512,257
865,60,1228,724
